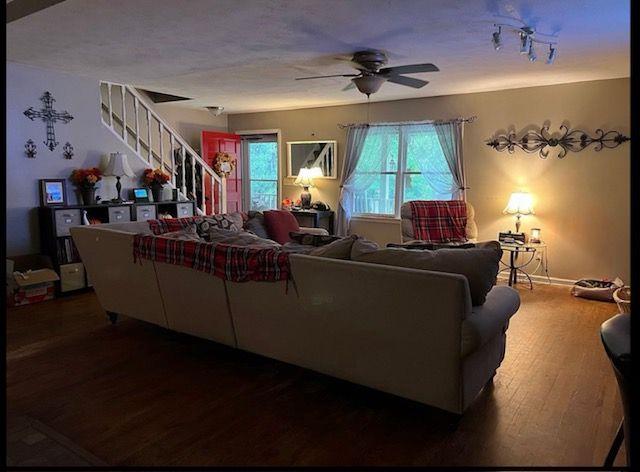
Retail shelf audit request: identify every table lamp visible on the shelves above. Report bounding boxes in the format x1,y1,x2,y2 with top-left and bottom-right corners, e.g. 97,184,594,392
294,166,322,209
105,152,134,203
503,191,534,233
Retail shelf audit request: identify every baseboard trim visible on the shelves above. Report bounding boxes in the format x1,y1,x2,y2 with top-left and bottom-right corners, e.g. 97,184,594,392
497,273,575,287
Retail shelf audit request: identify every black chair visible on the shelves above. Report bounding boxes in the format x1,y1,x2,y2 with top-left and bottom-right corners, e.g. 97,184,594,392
600,313,631,467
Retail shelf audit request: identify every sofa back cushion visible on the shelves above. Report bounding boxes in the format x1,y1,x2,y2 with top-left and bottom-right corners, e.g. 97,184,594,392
263,210,300,244
351,239,502,306
308,235,358,260
244,211,271,240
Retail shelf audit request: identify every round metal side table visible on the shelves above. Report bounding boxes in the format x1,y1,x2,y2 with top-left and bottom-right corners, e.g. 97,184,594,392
499,242,549,289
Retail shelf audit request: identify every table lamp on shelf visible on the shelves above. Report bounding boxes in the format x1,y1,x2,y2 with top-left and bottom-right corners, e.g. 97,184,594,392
104,152,134,203
503,191,534,234
294,166,322,209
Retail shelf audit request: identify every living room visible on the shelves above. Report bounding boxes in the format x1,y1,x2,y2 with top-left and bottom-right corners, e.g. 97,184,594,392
5,0,633,468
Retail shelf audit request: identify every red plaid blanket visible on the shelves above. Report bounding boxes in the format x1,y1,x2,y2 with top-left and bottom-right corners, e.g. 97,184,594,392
148,217,203,235
409,200,468,243
133,234,290,282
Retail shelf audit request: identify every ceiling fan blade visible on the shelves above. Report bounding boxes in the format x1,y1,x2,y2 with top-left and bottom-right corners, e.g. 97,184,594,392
342,82,356,91
380,63,439,75
295,74,359,80
386,75,429,89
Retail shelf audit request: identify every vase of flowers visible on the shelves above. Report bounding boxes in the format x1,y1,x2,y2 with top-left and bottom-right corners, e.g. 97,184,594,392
142,168,171,202
70,167,103,205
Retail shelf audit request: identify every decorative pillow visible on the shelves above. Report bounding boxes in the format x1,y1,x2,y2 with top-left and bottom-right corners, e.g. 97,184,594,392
351,239,503,306
308,235,358,260
195,212,244,237
244,211,271,240
289,232,341,247
263,210,300,244
160,227,203,242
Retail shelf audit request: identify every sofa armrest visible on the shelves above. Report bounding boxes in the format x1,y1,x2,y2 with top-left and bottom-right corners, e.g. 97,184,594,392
297,227,330,236
461,285,520,357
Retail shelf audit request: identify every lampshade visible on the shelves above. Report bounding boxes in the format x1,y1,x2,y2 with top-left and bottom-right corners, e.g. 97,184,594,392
104,152,134,177
503,192,534,215
294,167,322,187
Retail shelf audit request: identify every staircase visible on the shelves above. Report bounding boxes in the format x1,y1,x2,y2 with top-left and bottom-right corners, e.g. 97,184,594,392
99,81,226,215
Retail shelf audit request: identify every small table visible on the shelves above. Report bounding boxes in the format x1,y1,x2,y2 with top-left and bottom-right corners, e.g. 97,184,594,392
499,242,549,289
290,209,335,234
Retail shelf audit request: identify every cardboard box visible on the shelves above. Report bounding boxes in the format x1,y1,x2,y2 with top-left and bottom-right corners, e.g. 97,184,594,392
7,255,59,307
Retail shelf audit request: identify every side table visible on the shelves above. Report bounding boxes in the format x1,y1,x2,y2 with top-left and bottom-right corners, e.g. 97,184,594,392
499,242,550,289
290,209,335,234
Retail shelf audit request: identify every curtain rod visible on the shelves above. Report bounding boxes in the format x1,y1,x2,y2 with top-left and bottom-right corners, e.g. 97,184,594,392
337,116,477,129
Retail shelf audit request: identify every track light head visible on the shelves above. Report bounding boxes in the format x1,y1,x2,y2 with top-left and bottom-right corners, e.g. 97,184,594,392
492,27,502,51
528,44,537,62
546,46,557,65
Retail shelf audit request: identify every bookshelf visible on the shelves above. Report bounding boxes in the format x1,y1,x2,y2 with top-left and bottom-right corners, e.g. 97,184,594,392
38,200,196,294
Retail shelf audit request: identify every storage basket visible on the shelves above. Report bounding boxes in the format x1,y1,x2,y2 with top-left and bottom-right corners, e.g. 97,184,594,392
613,286,631,314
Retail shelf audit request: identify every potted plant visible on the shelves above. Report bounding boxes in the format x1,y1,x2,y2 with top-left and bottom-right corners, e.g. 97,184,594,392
70,167,103,205
142,168,171,202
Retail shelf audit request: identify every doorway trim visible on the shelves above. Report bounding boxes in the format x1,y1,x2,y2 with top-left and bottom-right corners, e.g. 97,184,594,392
235,129,282,210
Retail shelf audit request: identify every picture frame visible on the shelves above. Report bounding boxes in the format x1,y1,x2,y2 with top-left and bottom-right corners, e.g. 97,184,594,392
39,179,67,207
287,140,337,179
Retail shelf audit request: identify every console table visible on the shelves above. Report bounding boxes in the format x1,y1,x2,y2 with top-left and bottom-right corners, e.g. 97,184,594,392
290,209,335,234
499,242,550,289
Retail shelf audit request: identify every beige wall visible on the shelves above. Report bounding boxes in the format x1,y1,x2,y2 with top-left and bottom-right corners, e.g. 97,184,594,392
229,78,630,282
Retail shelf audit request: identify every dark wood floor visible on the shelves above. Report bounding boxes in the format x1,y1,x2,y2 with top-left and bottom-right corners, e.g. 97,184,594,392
6,283,626,467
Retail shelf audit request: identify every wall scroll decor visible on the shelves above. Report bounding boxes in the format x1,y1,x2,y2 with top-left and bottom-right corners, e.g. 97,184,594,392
486,125,630,159
24,91,74,151
25,139,37,158
62,142,74,159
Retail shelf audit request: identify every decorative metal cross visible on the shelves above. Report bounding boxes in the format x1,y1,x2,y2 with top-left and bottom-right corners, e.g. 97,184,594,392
24,91,74,151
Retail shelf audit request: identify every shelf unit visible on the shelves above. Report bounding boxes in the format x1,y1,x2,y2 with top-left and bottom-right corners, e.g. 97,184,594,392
38,200,196,294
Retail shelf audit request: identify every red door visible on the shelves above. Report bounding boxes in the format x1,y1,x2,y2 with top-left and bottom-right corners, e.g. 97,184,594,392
201,131,242,214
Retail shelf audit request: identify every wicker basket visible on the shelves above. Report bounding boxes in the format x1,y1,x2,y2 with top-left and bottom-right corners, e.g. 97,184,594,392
613,286,631,314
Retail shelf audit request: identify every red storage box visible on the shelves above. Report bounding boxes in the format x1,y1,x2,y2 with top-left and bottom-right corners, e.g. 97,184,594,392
7,268,59,307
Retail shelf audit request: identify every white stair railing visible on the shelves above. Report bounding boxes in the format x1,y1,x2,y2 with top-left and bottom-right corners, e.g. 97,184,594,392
99,81,227,215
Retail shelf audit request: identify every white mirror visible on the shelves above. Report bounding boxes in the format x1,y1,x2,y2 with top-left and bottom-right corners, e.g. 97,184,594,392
287,141,337,179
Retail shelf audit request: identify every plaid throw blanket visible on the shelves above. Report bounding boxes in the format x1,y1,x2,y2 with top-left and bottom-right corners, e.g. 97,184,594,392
148,217,204,235
409,200,468,243
133,234,290,282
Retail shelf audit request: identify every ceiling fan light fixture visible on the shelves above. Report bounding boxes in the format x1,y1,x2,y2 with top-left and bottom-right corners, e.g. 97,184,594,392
352,75,386,96
546,45,557,64
528,43,537,62
492,26,502,51
519,32,531,54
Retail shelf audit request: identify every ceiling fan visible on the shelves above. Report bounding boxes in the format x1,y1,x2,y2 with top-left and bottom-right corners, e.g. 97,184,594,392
295,50,439,97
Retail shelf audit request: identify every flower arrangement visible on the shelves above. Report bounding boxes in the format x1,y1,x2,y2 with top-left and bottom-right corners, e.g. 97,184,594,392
70,167,102,189
142,168,171,187
281,197,293,210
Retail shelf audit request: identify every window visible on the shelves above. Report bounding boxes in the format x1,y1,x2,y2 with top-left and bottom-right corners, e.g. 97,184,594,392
243,135,279,211
352,124,454,217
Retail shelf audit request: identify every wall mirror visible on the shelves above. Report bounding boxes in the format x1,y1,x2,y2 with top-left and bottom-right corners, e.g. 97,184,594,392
287,140,337,179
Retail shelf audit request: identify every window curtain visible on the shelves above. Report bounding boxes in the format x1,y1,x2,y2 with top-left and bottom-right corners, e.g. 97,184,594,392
336,125,369,236
433,121,467,200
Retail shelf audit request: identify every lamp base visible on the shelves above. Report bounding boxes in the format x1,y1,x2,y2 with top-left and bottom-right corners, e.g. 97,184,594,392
300,187,312,210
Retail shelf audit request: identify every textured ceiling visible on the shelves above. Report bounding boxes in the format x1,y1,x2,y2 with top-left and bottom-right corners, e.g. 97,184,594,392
6,0,630,114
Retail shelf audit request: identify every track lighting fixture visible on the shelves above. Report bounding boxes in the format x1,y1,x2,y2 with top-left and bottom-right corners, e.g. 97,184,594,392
492,23,558,65
492,26,502,51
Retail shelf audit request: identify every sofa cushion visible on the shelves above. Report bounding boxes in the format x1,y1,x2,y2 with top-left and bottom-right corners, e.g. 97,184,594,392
289,232,341,247
461,285,520,357
160,227,204,242
351,239,502,306
244,211,271,240
308,235,358,260
206,227,280,247
387,242,476,250
263,210,300,244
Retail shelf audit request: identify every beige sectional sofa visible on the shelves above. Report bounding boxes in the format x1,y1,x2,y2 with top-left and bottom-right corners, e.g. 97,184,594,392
71,220,520,415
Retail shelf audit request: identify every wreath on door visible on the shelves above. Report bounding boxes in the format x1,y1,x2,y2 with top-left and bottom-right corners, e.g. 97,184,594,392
213,151,236,177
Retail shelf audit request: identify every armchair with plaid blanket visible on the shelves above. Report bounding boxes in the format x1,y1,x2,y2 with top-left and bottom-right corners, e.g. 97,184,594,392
400,201,478,244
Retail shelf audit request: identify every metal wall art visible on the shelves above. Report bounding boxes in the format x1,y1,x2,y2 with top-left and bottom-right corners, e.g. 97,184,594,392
486,125,630,159
62,142,74,159
24,91,74,151
25,139,37,158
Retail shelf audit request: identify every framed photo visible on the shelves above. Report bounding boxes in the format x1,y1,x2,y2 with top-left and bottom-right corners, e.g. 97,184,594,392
39,179,67,207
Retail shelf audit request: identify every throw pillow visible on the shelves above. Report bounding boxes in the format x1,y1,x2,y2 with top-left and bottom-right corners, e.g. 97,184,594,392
308,235,358,260
289,232,342,247
243,211,271,240
263,210,300,244
352,240,503,306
